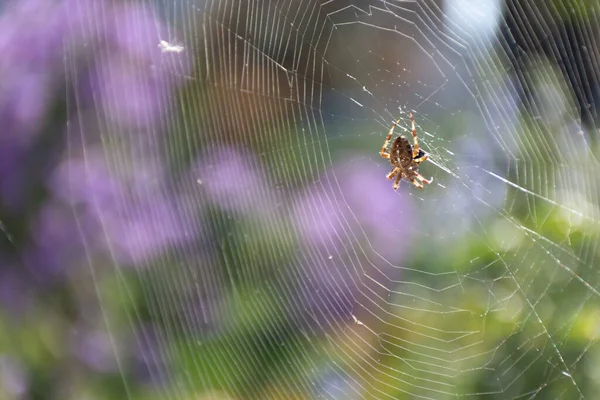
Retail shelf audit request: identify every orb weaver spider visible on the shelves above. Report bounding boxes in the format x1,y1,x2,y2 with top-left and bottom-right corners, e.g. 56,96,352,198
379,112,433,190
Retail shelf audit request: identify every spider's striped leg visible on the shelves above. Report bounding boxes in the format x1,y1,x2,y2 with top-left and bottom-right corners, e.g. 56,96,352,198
386,167,400,180
409,112,421,158
380,118,402,159
415,173,433,185
408,177,424,189
393,172,403,190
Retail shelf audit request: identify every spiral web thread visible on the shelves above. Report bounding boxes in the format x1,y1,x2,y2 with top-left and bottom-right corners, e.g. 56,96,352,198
57,0,600,398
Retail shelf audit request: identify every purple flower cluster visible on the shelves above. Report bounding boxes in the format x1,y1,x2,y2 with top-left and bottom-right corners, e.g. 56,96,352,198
0,0,62,210
48,151,198,267
0,0,192,395
295,157,414,261
195,146,276,215
0,1,419,396
191,147,414,330
0,0,194,270
292,156,415,327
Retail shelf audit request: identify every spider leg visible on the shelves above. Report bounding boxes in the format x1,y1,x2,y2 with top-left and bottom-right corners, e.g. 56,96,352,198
409,112,421,159
380,118,401,159
415,173,433,185
408,177,424,189
386,167,400,180
393,172,403,190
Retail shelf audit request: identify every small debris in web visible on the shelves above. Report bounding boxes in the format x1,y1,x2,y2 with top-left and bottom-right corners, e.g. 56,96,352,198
352,315,364,326
158,40,184,53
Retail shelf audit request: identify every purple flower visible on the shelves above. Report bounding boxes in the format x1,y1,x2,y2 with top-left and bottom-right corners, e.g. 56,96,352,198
104,192,193,264
0,0,74,139
292,156,415,327
71,329,118,373
0,0,195,395
195,146,276,214
24,200,96,280
0,0,67,209
0,72,49,137
0,0,187,213
431,136,506,236
108,2,166,61
80,1,190,129
0,0,67,70
294,156,414,261
48,149,199,266
90,56,165,129
294,185,345,250
50,151,123,210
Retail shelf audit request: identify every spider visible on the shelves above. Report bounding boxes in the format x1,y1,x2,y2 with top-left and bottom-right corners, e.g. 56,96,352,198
379,112,433,190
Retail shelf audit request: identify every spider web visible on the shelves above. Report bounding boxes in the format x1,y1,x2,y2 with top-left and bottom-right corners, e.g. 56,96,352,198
13,0,600,398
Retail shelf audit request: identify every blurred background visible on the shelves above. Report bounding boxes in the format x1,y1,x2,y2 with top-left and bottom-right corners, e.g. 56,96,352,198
1,0,600,399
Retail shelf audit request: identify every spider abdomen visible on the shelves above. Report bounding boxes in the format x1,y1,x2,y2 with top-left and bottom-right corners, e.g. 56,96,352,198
390,136,413,168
